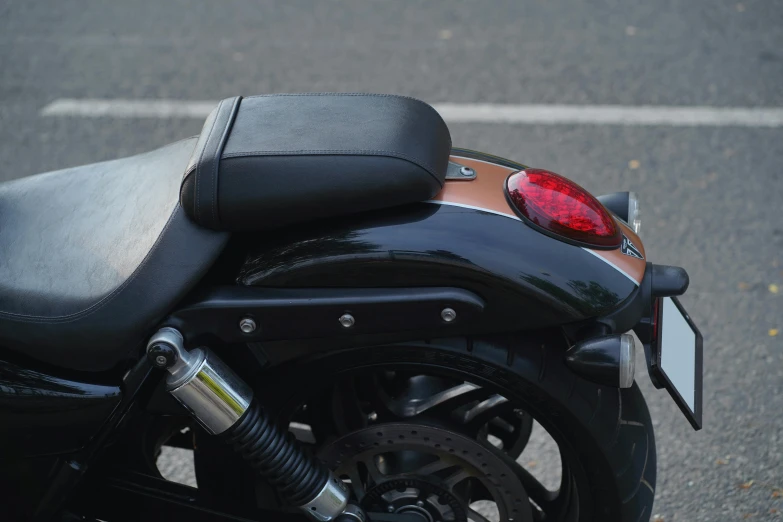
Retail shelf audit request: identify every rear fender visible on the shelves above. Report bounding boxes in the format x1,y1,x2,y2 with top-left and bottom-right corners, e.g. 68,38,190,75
237,150,646,332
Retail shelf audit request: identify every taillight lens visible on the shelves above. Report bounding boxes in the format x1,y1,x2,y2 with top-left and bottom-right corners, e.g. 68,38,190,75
506,168,622,248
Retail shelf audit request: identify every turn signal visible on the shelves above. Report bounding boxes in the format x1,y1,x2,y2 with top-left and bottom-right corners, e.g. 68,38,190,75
506,169,622,248
565,334,636,388
596,191,642,234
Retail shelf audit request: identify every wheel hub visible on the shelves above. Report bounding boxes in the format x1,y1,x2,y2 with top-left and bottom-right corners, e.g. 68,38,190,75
317,423,533,522
364,478,463,522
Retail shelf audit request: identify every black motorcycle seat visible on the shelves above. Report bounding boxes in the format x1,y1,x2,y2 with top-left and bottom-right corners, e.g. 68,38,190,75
180,94,451,230
0,138,228,372
0,93,449,372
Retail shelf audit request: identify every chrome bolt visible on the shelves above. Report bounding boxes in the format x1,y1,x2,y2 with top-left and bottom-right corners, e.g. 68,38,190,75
367,411,378,421
441,308,457,323
459,166,474,177
387,506,395,513
416,500,425,507
239,317,257,334
339,313,355,328
154,355,168,366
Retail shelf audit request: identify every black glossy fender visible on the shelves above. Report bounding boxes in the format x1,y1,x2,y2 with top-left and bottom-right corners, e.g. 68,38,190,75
0,359,121,457
238,202,639,331
0,358,123,519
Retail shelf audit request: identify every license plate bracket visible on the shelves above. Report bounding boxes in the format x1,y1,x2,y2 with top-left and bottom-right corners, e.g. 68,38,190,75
649,296,703,430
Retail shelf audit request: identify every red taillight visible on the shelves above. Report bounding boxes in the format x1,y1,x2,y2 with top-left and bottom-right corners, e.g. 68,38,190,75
505,168,622,248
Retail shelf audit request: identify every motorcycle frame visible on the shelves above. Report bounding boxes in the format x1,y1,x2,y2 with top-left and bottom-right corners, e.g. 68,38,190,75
0,149,650,521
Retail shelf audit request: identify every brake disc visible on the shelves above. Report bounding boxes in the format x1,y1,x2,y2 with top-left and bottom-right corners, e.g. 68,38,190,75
317,423,533,522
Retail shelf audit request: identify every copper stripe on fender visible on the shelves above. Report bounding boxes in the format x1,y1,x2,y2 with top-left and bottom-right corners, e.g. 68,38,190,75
431,155,645,285
586,221,646,285
432,157,519,219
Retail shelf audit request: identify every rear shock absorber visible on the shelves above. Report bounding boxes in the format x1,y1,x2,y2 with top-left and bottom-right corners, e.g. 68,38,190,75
146,328,360,522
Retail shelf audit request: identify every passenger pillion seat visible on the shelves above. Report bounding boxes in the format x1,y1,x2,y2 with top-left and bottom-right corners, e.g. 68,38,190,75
0,94,452,371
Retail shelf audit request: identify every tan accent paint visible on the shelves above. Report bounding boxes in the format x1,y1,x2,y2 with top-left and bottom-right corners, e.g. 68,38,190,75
434,156,518,218
438,155,647,285
589,221,646,284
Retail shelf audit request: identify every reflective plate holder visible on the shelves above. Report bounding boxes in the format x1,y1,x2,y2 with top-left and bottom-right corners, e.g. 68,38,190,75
649,297,704,430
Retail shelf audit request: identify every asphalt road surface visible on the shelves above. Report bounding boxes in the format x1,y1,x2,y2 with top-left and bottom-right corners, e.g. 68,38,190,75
2,1,782,520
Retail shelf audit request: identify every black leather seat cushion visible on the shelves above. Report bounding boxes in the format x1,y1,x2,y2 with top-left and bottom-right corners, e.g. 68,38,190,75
180,94,452,230
0,139,228,372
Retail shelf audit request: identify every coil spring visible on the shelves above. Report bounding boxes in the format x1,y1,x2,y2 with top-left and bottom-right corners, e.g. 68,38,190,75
221,400,329,505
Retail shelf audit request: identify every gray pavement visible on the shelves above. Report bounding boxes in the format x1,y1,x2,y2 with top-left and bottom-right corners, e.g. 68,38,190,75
1,1,782,520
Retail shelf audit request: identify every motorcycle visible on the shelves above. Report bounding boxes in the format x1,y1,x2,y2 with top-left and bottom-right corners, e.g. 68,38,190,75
0,93,702,522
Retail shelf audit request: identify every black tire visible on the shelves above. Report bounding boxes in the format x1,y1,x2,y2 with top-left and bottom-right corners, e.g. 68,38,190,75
200,330,656,522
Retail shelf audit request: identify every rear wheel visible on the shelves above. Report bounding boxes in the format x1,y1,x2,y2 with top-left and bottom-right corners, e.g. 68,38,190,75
195,331,656,522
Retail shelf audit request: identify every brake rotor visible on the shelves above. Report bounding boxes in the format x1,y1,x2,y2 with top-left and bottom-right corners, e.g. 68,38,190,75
317,423,533,522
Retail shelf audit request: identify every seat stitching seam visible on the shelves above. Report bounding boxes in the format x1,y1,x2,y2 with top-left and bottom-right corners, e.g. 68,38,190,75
0,206,184,323
211,97,239,227
221,149,445,186
196,99,224,225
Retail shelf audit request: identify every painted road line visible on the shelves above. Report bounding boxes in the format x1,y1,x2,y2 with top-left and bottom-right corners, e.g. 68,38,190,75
434,103,783,127
40,99,219,119
40,99,783,127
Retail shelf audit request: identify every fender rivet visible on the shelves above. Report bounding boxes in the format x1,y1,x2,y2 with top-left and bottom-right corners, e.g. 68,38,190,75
339,313,355,328
441,308,457,322
239,317,257,334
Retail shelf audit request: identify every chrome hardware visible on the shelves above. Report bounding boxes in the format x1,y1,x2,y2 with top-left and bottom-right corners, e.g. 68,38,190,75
628,191,641,234
239,317,257,333
336,504,366,522
459,166,474,177
300,475,350,521
339,313,355,328
441,307,457,322
154,355,168,366
147,328,354,522
147,327,253,435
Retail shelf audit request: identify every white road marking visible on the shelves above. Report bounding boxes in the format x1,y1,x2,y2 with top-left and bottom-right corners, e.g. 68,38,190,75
40,99,783,127
434,103,783,127
40,99,219,119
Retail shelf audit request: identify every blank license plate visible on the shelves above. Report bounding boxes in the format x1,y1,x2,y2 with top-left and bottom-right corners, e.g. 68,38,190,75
651,296,703,430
